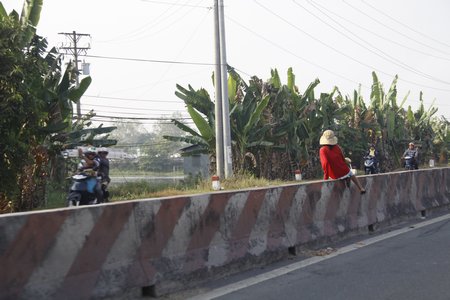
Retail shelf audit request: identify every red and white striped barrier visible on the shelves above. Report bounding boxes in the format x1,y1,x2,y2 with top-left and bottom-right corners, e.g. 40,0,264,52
0,168,449,299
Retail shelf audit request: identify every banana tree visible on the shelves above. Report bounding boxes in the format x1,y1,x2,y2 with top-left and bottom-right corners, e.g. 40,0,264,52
369,72,409,169
267,68,321,178
164,84,215,155
167,71,273,175
431,116,449,163
0,0,116,211
227,72,271,174
405,92,438,161
0,0,42,47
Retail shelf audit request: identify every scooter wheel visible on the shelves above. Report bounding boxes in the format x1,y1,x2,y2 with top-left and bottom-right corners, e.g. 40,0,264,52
67,192,81,207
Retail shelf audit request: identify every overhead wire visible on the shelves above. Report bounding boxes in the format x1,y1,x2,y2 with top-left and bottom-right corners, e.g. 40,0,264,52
89,114,191,121
110,0,210,44
252,0,450,92
342,0,450,57
225,15,365,88
80,109,190,118
308,0,450,62
138,6,212,97
84,68,209,95
98,0,192,43
140,0,210,8
81,103,186,112
83,95,180,103
88,119,193,124
81,54,214,66
295,0,450,85
360,0,450,51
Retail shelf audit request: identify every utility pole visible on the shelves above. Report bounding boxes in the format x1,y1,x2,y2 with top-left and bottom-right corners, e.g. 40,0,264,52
58,31,91,119
213,0,233,179
213,1,225,179
218,0,233,178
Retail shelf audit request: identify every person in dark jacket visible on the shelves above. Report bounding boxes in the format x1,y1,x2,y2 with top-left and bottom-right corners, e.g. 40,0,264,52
402,142,419,169
96,147,111,202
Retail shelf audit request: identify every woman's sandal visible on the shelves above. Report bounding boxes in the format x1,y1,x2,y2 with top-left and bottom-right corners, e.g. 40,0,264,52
360,190,366,195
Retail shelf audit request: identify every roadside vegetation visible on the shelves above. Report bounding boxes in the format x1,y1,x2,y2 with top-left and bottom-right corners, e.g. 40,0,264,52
1,0,449,214
43,173,291,209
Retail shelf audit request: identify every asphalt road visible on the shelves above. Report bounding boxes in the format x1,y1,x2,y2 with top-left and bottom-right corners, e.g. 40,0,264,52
183,213,450,300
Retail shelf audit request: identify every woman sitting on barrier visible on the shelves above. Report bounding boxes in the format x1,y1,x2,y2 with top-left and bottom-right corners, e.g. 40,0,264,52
319,130,366,194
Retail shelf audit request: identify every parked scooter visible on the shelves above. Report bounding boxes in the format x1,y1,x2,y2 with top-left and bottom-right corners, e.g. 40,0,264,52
364,155,378,174
67,169,99,206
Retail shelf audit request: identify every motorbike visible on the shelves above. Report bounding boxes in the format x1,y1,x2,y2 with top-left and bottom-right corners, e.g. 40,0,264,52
404,155,417,170
67,169,99,206
364,155,378,174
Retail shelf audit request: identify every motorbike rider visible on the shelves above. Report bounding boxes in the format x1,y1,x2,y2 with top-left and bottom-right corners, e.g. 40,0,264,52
77,146,104,203
365,144,379,171
402,142,419,169
96,147,111,202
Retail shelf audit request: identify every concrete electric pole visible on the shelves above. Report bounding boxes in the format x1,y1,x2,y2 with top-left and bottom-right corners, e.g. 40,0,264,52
58,31,91,119
214,0,233,179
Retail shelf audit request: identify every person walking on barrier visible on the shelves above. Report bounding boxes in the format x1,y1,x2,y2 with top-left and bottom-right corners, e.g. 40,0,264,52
319,130,366,194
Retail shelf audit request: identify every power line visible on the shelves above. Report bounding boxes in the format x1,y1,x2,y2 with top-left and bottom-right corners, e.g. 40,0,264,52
126,0,210,42
226,14,364,88
360,0,450,51
81,109,190,118
83,95,181,103
307,0,450,62
252,0,450,92
98,0,209,43
81,54,215,66
80,118,194,125
81,103,187,112
342,0,450,57
138,6,212,97
91,114,192,120
117,0,209,43
294,0,450,85
140,0,211,9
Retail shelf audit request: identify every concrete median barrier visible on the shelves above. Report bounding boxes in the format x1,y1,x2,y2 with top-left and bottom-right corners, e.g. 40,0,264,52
1,168,449,299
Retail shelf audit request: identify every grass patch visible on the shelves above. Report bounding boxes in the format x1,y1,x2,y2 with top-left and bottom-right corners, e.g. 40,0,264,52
45,189,67,209
38,173,309,208
109,170,183,177
40,182,70,209
109,174,293,201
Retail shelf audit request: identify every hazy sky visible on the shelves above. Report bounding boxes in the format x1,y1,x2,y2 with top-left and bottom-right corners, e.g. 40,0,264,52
3,0,450,130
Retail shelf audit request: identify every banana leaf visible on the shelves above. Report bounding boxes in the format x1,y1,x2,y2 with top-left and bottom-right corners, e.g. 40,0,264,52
187,104,214,141
68,76,92,102
170,119,201,137
287,67,295,92
228,73,237,104
19,0,42,45
243,95,270,136
0,3,6,18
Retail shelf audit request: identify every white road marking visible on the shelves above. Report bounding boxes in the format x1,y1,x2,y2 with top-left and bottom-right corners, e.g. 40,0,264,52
188,213,450,300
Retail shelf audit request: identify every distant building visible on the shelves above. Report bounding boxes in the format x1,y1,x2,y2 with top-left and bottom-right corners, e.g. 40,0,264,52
180,145,209,179
61,147,135,160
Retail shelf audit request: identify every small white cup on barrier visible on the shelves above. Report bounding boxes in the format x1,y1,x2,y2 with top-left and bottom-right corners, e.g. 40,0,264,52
212,175,220,191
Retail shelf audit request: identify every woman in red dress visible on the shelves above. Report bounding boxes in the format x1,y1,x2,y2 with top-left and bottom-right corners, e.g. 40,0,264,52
319,130,366,194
